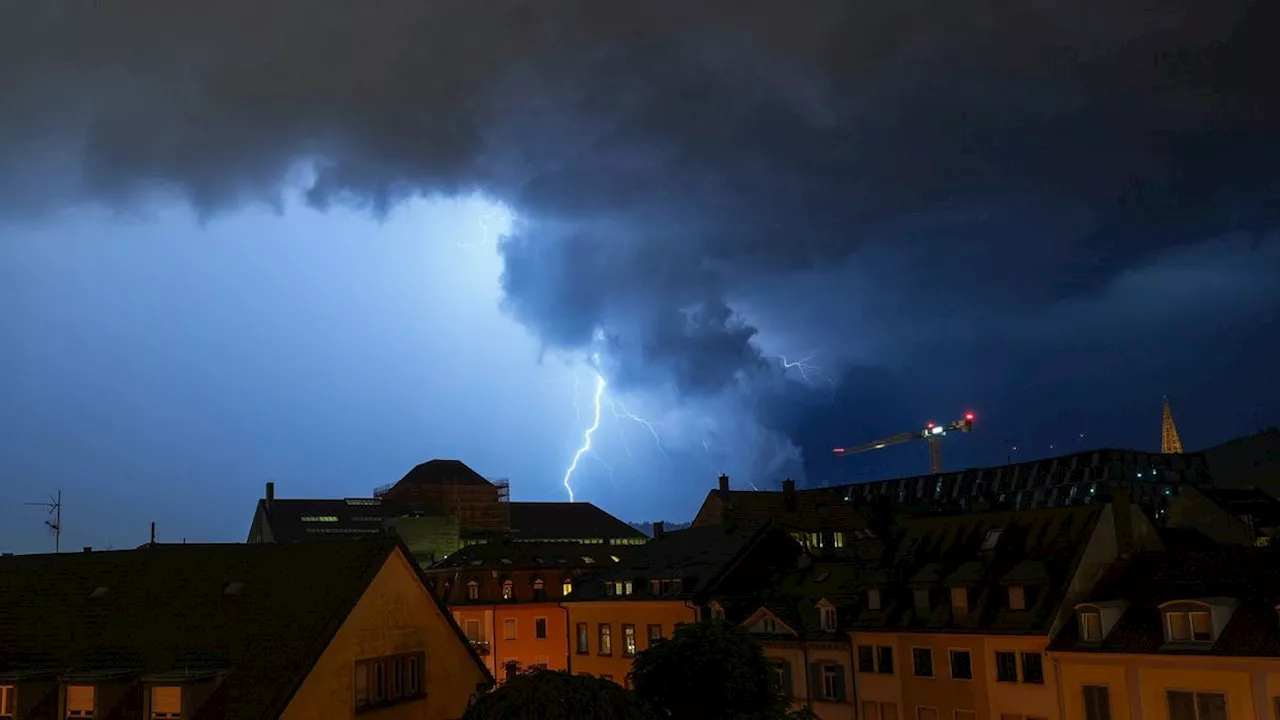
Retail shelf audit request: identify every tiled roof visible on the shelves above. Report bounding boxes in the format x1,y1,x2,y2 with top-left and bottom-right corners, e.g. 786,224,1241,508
695,488,870,531
851,504,1107,634
0,539,483,720
508,502,647,540
570,523,769,600
1047,547,1280,656
251,497,440,543
429,541,638,570
741,562,868,640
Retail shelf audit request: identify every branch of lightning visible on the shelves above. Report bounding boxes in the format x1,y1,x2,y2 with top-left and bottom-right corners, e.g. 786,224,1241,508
561,366,668,502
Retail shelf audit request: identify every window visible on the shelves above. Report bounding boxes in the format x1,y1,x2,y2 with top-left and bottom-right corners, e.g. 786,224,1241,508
598,624,612,655
503,618,517,640
712,604,726,620
857,645,875,673
876,646,894,674
623,624,637,657
912,648,934,677
647,624,663,644
466,580,479,601
502,580,513,599
868,588,882,610
576,623,589,654
562,578,573,596
833,531,846,548
1079,611,1103,641
464,619,482,642
533,577,546,601
981,528,1002,550
771,661,788,694
354,652,426,710
1021,652,1044,684
914,589,930,610
66,685,94,718
917,707,939,720
1083,685,1111,720
1166,610,1213,643
535,617,548,639
150,686,182,720
1,686,14,720
1009,585,1026,611
995,651,1018,682
1168,691,1226,720
532,656,549,670
762,617,777,633
820,665,842,700
951,587,969,616
949,649,972,680
820,606,838,632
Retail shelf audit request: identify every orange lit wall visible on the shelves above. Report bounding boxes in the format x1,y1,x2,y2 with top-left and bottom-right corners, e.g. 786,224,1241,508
451,603,571,677
280,547,488,720
565,600,698,685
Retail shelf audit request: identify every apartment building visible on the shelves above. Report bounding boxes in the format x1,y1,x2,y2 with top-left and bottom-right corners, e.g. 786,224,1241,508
0,538,489,720
1049,546,1280,720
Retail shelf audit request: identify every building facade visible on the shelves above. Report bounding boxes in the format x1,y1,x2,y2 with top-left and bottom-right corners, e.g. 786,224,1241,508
0,538,489,720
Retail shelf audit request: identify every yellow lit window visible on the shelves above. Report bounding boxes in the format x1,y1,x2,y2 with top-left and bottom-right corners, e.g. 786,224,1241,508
150,686,182,720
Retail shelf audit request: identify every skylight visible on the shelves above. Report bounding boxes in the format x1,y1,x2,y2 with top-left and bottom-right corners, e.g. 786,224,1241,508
87,586,109,599
223,581,245,596
814,572,830,583
300,515,339,523
344,498,381,506
981,529,1003,550
581,556,595,564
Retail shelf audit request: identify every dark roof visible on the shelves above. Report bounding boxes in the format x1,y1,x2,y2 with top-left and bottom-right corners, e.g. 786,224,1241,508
396,459,494,487
428,541,639,571
0,538,487,720
1199,487,1280,528
735,561,867,640
509,502,647,540
570,523,768,600
695,488,869,531
851,503,1107,635
1048,547,1280,656
251,497,442,543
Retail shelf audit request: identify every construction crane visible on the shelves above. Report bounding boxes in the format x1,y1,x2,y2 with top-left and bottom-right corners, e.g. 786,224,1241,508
833,413,975,474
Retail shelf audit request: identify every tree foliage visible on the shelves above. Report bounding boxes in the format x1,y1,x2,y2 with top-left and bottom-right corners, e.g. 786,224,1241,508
463,666,652,720
629,620,794,720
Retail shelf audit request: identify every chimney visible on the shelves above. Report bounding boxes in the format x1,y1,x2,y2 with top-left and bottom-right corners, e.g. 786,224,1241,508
653,521,665,540
782,478,797,511
150,522,156,545
718,474,730,494
265,481,275,504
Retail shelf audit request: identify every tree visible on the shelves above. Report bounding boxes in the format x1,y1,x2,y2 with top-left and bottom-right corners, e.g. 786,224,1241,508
462,666,652,720
629,620,803,720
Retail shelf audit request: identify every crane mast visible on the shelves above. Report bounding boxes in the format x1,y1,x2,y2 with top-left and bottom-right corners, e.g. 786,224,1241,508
833,413,975,474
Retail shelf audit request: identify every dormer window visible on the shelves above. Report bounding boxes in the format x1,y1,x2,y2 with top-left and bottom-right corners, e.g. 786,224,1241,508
1079,610,1102,641
502,580,514,600
1008,585,1026,611
561,577,573,596
1166,608,1212,643
818,601,838,632
951,587,969,617
466,580,479,601
66,685,95,718
533,577,546,601
867,588,882,610
913,589,930,611
711,602,726,621
149,686,182,719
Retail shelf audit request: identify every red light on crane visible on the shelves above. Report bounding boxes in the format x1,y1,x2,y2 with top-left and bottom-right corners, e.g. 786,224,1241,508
832,448,847,455
964,412,975,421
926,422,935,429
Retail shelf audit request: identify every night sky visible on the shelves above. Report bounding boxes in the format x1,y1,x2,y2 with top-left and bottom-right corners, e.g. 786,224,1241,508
1,2,1278,552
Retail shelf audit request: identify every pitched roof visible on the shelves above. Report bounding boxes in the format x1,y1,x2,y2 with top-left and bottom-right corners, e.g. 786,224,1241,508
694,488,870,532
0,538,485,720
743,561,868,640
1047,547,1280,656
395,459,495,487
251,497,443,543
851,503,1107,634
428,541,637,571
570,523,769,600
508,502,647,540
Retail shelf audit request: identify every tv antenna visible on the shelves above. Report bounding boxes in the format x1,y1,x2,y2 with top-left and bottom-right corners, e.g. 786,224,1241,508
24,490,62,553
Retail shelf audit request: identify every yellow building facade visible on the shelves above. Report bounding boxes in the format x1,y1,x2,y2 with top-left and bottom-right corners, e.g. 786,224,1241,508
565,599,698,684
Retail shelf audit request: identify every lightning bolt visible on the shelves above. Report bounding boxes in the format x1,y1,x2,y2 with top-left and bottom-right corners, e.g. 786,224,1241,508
562,370,606,502
608,398,668,459
460,206,513,248
780,354,837,399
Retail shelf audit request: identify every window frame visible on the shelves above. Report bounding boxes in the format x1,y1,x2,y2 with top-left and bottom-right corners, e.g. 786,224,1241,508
948,648,973,680
598,623,613,656
911,647,934,678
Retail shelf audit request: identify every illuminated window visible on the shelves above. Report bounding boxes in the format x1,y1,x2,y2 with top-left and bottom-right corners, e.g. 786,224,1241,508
300,515,339,522
66,685,95,718
1,686,15,719
1165,609,1212,642
1079,611,1102,641
501,580,513,600
598,624,612,655
833,531,846,548
466,580,479,601
820,606,838,632
623,624,637,656
562,577,573,596
149,686,182,719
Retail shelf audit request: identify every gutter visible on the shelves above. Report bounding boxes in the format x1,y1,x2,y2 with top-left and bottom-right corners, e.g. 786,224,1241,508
848,633,860,719
559,600,572,674
1049,652,1066,720
802,639,813,712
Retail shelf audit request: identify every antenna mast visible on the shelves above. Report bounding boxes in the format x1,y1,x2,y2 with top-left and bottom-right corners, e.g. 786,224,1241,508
24,489,62,553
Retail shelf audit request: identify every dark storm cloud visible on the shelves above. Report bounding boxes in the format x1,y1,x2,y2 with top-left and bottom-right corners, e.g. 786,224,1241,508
1,0,1277,401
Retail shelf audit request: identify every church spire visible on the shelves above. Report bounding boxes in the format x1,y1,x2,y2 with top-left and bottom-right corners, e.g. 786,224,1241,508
1162,396,1184,454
